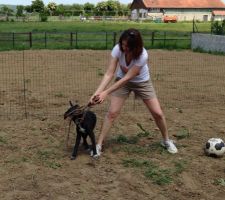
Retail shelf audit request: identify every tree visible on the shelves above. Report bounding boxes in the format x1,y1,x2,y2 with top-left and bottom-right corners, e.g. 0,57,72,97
55,4,65,16
94,0,123,16
31,0,45,13
212,20,225,35
24,5,32,13
16,5,24,17
70,4,84,16
119,3,130,16
0,5,14,20
84,2,95,14
107,0,119,15
95,1,107,16
47,2,57,16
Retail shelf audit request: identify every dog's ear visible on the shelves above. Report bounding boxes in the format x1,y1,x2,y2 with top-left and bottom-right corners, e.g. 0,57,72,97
69,101,73,107
64,101,79,119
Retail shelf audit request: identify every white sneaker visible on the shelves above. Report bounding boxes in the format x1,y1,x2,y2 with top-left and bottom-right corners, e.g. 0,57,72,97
161,140,178,154
90,144,102,158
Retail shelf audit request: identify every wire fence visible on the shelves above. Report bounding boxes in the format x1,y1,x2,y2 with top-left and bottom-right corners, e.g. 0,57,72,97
0,49,225,119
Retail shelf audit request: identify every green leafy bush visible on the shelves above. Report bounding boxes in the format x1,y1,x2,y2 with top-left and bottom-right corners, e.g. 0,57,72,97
39,13,48,22
211,20,225,35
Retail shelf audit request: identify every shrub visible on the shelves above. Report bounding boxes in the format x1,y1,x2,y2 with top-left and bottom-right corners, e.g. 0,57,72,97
211,20,225,35
39,13,48,22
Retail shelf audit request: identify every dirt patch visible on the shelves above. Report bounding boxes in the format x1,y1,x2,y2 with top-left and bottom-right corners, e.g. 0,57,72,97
0,50,225,200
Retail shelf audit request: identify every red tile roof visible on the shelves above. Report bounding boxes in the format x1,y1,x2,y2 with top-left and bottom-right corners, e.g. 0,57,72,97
212,10,225,15
141,0,225,8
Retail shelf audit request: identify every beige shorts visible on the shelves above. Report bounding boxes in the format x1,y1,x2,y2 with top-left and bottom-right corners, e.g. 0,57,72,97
111,78,157,100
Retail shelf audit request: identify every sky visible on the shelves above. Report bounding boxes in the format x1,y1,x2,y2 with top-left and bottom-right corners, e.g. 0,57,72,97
1,0,225,6
0,0,132,5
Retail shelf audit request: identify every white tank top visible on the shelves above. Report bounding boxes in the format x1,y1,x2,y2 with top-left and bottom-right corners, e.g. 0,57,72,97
111,44,150,83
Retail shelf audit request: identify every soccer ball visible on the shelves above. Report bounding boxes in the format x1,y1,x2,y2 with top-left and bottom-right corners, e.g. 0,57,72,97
205,138,225,157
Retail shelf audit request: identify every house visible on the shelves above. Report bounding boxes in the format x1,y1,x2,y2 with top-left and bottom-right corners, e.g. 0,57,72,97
212,10,225,21
130,0,225,22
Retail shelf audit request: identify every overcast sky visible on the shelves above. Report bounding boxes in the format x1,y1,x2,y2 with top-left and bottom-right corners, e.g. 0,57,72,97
0,0,132,5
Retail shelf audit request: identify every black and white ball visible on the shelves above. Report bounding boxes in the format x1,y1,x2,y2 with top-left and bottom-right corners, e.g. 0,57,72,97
205,138,225,157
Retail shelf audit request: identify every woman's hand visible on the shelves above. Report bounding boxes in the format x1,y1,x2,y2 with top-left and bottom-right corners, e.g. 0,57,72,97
93,91,108,104
88,95,99,106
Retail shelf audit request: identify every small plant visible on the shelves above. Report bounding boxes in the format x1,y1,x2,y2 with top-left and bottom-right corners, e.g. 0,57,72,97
214,178,225,186
122,158,153,168
155,73,161,81
122,158,173,185
173,160,188,174
144,168,173,185
0,136,7,144
136,123,153,138
97,68,104,76
121,145,149,155
55,92,64,98
39,12,48,22
176,107,183,113
113,134,139,144
46,161,62,169
173,128,190,140
37,150,52,160
36,149,62,169
211,20,225,35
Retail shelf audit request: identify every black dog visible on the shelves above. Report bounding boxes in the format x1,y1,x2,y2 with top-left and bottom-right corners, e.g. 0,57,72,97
64,101,97,160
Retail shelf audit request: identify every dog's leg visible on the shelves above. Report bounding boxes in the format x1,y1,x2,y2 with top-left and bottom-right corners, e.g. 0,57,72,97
82,135,90,151
71,132,82,160
89,131,97,156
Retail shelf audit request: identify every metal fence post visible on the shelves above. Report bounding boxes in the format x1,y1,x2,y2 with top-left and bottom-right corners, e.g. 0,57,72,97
151,31,155,46
45,32,47,48
105,32,108,49
70,32,73,48
113,32,117,46
29,32,32,48
75,32,78,48
12,32,15,48
164,31,166,48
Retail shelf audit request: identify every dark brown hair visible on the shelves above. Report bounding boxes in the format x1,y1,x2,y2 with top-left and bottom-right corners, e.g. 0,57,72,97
119,28,143,60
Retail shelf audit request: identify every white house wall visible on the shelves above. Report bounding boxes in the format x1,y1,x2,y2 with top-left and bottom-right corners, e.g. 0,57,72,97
164,9,212,21
131,8,213,21
213,15,225,21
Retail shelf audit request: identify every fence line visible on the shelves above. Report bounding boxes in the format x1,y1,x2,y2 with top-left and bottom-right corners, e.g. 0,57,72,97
0,49,224,119
0,31,191,51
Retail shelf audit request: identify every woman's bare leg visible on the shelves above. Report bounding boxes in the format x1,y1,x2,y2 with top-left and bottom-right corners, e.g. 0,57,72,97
143,98,169,141
97,96,126,146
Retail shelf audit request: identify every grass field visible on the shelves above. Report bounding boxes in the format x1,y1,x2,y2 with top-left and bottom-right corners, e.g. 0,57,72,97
0,20,211,51
0,20,212,33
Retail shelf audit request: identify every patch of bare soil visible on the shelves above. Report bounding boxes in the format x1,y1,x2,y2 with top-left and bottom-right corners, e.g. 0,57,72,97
0,50,225,200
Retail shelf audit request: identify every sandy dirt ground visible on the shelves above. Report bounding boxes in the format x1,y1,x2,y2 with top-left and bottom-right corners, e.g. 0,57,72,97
0,50,225,200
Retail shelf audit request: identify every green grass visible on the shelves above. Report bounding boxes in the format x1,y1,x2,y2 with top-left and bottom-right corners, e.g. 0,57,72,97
173,128,190,140
0,21,211,51
36,149,62,169
0,136,8,144
122,158,173,185
214,178,225,186
0,21,211,33
110,122,190,185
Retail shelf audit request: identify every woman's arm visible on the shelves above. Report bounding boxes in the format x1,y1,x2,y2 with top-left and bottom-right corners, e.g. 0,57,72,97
90,56,118,104
94,65,141,104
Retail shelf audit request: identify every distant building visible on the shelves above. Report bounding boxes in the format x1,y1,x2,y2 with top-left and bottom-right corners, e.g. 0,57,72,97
130,0,225,22
212,10,225,21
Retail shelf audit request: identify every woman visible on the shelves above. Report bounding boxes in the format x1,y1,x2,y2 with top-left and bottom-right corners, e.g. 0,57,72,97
90,28,177,156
